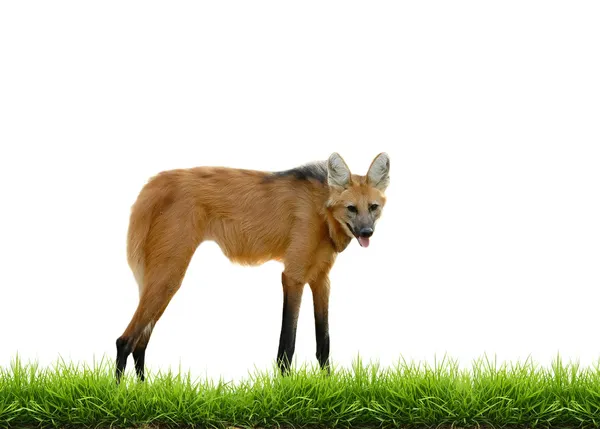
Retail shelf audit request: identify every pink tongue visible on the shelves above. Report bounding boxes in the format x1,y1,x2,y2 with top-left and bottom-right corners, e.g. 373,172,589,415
358,237,370,248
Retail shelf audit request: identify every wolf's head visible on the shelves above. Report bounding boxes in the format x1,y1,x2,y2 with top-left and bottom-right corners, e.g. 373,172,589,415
326,152,390,248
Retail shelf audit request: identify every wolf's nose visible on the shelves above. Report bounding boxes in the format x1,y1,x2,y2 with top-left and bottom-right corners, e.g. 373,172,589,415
359,228,373,238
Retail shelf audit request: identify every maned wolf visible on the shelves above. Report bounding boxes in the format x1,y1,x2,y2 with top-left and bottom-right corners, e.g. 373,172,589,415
116,152,390,382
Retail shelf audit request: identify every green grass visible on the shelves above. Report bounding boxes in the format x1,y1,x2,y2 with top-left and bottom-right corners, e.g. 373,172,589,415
2,355,600,428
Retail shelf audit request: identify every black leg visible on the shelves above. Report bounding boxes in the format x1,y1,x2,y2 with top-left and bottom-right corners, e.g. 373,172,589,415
132,347,146,382
314,313,330,373
310,273,331,374
115,336,132,384
277,273,303,375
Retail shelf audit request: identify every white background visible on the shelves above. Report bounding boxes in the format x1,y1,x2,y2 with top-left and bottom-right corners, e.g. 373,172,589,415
1,1,599,382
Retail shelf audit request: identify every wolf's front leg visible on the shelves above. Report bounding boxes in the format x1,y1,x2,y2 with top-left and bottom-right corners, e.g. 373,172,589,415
277,272,304,374
309,271,331,373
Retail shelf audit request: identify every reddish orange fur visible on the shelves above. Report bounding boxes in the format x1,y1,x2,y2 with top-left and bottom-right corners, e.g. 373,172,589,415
117,152,389,377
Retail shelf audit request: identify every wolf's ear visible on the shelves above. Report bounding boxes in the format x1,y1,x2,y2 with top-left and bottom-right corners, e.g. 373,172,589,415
367,152,390,191
327,152,351,189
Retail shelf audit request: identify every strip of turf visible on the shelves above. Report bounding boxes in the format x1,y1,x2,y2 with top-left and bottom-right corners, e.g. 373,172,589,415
1,354,599,428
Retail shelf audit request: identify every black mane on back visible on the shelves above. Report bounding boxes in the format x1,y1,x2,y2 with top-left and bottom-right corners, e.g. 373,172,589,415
273,160,328,184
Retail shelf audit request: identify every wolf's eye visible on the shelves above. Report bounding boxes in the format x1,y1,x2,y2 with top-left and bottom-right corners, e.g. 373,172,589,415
347,205,358,214
369,204,379,212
